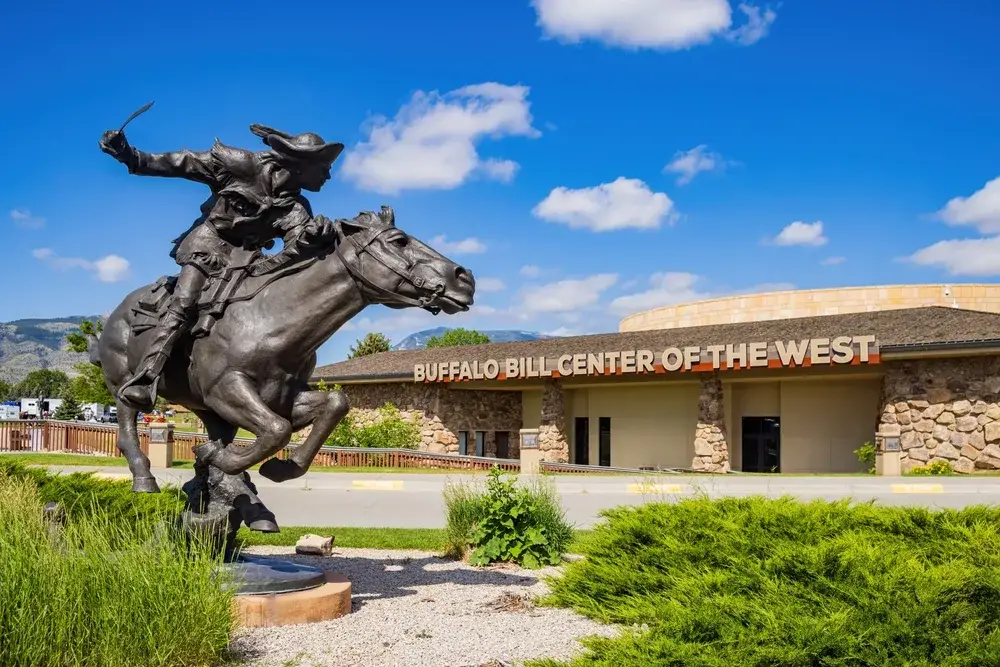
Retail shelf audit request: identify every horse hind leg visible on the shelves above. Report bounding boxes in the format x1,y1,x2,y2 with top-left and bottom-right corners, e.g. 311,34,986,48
115,400,159,493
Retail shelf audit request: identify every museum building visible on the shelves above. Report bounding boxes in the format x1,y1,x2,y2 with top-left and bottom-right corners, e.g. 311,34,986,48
311,301,1000,475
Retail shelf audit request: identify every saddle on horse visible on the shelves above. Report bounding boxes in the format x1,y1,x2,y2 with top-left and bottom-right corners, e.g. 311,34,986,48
130,247,318,339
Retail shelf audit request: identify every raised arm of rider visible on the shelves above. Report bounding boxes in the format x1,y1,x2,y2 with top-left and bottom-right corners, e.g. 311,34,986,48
99,130,219,187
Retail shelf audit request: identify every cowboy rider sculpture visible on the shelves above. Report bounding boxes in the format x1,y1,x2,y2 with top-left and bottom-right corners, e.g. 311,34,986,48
98,123,344,411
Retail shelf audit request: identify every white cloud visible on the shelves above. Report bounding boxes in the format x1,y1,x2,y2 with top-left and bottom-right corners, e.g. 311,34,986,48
609,272,710,315
725,3,777,45
520,265,542,278
33,248,131,283
531,0,776,50
821,256,846,266
906,236,1000,277
340,82,539,194
663,145,731,185
10,208,45,229
533,177,678,232
770,221,828,247
519,273,619,313
476,277,506,292
430,235,487,255
934,176,1000,234
611,274,796,316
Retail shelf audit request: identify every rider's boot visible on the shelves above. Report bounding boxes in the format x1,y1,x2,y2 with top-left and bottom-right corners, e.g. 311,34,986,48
117,308,189,410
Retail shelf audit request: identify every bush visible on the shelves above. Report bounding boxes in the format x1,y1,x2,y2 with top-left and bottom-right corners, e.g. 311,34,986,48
324,402,420,449
909,459,954,475
0,468,233,667
853,440,876,473
444,467,574,568
533,496,1000,666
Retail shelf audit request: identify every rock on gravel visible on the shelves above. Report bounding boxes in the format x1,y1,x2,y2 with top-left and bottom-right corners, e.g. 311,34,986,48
230,546,617,667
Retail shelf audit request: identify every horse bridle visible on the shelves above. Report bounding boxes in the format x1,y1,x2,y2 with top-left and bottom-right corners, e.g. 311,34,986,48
334,222,445,314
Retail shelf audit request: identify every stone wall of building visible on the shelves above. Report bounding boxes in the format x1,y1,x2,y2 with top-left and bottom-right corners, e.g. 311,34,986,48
537,380,569,463
878,356,1000,473
692,373,730,472
294,383,522,457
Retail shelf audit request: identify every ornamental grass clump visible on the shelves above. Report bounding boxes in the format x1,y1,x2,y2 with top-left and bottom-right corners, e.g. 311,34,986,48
444,467,573,568
0,466,235,667
531,495,1000,667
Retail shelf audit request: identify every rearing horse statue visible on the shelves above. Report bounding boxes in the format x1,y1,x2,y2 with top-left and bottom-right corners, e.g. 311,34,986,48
90,206,474,550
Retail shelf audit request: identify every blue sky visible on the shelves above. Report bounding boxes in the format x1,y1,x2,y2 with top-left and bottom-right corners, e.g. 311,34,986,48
3,0,1000,365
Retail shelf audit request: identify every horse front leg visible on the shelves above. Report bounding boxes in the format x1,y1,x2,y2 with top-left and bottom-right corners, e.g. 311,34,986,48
258,387,349,483
193,371,293,475
114,400,160,493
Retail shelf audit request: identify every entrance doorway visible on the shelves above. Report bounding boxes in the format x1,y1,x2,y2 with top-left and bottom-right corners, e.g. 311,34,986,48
574,417,589,465
741,417,780,472
598,417,611,467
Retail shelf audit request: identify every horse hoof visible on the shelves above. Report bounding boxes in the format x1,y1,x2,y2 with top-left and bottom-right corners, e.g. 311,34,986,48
258,458,305,483
247,519,280,533
132,476,160,493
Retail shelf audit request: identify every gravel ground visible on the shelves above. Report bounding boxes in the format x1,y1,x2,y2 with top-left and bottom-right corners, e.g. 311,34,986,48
229,546,618,667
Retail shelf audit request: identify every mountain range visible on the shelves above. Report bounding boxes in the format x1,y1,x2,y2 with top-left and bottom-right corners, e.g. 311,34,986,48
0,316,94,384
392,327,555,351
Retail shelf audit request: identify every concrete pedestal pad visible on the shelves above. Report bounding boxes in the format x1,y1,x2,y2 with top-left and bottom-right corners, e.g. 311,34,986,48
234,572,352,627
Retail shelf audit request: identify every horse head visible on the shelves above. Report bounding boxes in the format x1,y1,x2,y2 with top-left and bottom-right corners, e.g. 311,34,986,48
333,206,476,315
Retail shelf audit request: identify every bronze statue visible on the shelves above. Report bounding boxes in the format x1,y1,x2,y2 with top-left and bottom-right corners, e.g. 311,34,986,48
99,111,345,411
88,105,476,557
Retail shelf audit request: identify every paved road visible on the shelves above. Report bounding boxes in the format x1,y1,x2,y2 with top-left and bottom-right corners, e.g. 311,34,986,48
40,465,1000,529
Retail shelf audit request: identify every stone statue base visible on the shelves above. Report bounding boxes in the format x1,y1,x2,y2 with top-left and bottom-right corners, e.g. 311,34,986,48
231,568,352,628
223,554,327,595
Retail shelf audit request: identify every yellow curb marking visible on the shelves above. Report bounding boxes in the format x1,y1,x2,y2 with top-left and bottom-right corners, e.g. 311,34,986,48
626,483,685,495
891,483,944,494
351,480,404,491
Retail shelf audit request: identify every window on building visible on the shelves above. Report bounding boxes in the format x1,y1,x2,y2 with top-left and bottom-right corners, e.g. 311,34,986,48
599,417,611,467
475,431,486,457
458,431,469,456
496,431,510,459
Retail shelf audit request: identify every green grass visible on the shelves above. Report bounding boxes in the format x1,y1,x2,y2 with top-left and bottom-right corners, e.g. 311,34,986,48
0,465,234,667
531,495,1000,667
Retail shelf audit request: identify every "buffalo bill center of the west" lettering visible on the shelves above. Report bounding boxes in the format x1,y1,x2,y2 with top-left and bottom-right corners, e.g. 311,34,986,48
414,335,878,382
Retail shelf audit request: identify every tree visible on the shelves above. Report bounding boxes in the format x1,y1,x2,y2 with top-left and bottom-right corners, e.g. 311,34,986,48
53,396,81,421
65,318,103,355
348,332,392,358
0,380,12,402
66,362,114,405
14,369,71,399
425,328,491,349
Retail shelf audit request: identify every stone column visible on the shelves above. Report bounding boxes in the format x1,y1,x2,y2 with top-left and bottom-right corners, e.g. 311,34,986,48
148,422,174,468
692,373,730,472
538,380,569,463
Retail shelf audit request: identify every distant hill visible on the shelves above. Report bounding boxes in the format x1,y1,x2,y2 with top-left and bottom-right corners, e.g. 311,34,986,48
0,316,96,384
392,327,556,351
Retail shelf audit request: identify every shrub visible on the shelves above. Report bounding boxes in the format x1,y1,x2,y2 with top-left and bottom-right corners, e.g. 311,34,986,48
444,467,573,568
0,468,234,667
909,459,954,475
324,402,420,449
533,496,1000,666
853,440,876,473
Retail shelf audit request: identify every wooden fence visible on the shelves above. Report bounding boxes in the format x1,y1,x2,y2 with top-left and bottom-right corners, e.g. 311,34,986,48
0,421,693,475
0,420,520,472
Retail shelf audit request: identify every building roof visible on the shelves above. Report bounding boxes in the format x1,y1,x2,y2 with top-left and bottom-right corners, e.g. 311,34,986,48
312,306,1000,383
